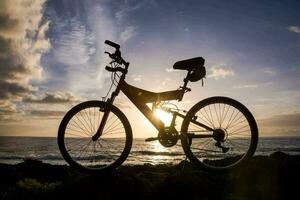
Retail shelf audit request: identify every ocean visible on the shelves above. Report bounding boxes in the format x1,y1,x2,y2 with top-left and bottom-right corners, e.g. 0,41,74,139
0,136,300,165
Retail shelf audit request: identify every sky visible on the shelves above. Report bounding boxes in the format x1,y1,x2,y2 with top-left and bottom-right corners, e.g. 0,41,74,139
0,0,300,137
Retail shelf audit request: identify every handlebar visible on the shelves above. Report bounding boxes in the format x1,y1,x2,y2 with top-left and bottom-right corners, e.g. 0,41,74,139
105,66,127,73
104,40,129,74
105,40,120,49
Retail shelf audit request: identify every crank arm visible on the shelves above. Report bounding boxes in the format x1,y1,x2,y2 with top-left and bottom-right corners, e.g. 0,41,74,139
145,137,158,142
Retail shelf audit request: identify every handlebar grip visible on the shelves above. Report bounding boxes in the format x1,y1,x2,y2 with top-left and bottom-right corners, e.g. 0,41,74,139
105,66,127,73
105,40,120,49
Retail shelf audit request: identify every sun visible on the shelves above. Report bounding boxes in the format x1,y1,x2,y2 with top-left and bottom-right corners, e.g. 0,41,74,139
154,108,173,125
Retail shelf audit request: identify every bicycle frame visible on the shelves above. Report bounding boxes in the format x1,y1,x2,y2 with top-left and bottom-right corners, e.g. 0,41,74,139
120,79,184,131
93,56,213,141
105,72,213,135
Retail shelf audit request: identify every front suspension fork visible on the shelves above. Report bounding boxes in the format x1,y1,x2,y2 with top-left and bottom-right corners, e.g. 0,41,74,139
92,98,113,141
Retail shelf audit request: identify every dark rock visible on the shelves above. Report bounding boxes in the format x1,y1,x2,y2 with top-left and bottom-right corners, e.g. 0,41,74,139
1,152,300,200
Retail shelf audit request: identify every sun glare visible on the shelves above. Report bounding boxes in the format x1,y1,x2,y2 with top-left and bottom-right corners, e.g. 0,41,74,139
154,109,173,126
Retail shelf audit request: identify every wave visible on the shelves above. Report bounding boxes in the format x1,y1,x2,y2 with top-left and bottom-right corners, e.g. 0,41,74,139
131,150,184,156
0,154,63,161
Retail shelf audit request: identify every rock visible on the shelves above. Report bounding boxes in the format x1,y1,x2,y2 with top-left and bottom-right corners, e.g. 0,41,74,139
1,152,300,200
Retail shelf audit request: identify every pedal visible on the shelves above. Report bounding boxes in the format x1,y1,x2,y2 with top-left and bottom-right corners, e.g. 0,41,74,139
145,137,158,142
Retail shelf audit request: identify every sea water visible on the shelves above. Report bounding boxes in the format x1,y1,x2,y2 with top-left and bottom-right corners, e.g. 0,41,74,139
0,136,300,165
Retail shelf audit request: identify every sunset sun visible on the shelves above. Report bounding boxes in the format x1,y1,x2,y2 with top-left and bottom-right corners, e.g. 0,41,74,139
154,108,173,126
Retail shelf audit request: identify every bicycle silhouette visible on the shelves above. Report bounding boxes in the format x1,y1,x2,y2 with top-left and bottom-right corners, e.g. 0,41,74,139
58,40,258,173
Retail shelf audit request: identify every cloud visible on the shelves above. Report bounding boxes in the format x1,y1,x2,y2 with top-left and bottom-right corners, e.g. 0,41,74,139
233,84,258,89
0,0,50,121
53,19,94,66
259,112,300,128
207,65,235,80
131,74,143,82
262,67,277,75
24,92,82,104
120,26,137,43
258,112,300,136
0,101,23,122
165,68,175,73
28,110,65,117
287,26,300,34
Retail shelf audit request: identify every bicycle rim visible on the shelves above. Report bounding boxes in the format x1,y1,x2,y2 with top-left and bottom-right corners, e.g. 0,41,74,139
181,96,258,171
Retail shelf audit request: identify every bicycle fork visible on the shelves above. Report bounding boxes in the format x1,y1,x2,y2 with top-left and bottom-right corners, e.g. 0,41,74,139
92,108,110,141
92,94,117,141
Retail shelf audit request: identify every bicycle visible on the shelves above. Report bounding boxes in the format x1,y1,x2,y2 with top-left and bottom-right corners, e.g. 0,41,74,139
58,40,258,173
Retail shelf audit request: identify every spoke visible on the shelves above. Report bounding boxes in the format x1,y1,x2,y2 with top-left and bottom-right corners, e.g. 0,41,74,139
197,111,214,128
103,116,119,133
74,140,90,159
96,140,103,148
74,114,92,135
229,124,250,135
66,138,88,149
229,129,251,136
220,104,226,127
227,139,249,146
65,129,89,137
228,118,247,130
104,126,124,135
103,122,123,135
221,104,231,127
66,125,87,135
79,140,93,162
104,113,115,127
225,109,239,130
68,121,91,136
218,103,222,127
229,130,251,138
208,105,216,129
93,107,96,134
85,108,94,134
68,120,88,134
99,139,114,148
78,111,93,134
202,107,215,128
226,140,243,154
67,139,90,152
227,111,241,129
213,104,221,128
224,108,235,130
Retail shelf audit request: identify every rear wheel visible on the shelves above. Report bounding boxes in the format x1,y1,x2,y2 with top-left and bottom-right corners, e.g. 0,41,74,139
181,97,258,171
58,101,132,173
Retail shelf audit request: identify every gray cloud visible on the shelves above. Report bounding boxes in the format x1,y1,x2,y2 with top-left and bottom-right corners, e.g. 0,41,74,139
24,92,82,104
0,0,50,121
258,112,300,136
287,26,300,34
259,113,300,128
0,101,23,122
28,110,65,117
0,81,36,100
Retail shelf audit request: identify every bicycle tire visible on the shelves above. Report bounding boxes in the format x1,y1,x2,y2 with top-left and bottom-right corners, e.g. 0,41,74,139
181,96,258,171
58,100,132,173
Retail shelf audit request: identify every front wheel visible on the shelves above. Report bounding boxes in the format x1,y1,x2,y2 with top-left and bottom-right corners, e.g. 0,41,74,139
58,101,132,173
181,96,258,171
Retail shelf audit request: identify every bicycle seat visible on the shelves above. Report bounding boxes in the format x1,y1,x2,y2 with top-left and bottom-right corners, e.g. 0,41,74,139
173,57,205,71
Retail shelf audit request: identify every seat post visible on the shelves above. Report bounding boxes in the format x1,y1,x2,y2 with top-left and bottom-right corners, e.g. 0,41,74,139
182,70,191,90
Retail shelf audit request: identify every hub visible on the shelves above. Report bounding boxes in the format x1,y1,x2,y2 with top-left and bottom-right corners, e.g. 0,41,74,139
213,128,229,153
212,128,226,142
